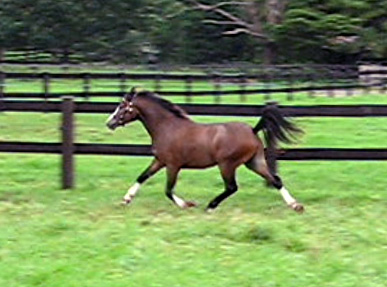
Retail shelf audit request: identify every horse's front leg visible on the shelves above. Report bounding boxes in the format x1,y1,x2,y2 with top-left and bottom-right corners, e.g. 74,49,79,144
165,167,197,209
122,158,164,205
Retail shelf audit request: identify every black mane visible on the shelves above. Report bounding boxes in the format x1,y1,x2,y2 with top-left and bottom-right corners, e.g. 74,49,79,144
137,91,189,119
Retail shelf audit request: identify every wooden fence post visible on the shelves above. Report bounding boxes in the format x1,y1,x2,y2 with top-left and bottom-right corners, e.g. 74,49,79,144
286,72,294,101
308,72,315,98
61,96,75,189
0,72,4,111
154,74,161,93
83,73,91,100
43,72,50,101
239,74,247,102
213,74,221,103
119,73,127,97
0,72,5,99
263,72,271,101
265,101,278,181
185,76,192,103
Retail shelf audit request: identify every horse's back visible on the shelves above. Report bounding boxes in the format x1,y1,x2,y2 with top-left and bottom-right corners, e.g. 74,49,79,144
207,122,262,164
210,122,258,142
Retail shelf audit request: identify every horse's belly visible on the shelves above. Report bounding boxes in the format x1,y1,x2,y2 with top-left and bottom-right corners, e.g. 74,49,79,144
181,156,217,169
153,143,216,168
180,148,217,168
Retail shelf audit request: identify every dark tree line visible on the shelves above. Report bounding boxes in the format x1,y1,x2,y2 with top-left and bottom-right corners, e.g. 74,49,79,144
0,0,385,64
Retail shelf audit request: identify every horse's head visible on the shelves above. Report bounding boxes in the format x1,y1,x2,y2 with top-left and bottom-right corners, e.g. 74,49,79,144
106,90,140,130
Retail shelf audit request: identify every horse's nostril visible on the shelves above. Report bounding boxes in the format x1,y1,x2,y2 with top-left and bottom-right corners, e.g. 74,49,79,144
106,121,116,130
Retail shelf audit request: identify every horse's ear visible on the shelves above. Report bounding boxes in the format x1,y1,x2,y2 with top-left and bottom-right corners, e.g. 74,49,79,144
130,86,138,95
125,86,143,101
124,87,137,101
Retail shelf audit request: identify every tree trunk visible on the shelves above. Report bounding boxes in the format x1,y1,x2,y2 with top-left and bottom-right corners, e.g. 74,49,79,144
264,0,286,64
61,48,70,64
264,41,277,65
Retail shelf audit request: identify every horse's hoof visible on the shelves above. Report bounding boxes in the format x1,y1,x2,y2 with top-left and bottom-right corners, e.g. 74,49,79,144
205,207,215,214
121,198,132,206
290,202,304,213
184,201,198,208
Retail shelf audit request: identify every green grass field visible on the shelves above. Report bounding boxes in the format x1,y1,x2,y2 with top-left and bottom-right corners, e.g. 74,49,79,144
1,78,387,286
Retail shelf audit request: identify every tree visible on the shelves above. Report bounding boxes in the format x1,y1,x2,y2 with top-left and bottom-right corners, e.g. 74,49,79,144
0,0,385,64
275,0,386,63
77,0,150,62
29,0,87,61
179,0,289,64
0,0,34,49
178,0,386,63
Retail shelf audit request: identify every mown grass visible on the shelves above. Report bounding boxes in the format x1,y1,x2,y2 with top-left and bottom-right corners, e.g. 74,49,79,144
1,80,387,286
0,154,386,287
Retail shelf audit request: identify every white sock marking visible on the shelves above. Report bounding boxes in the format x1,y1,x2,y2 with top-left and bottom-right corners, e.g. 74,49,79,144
172,194,187,208
279,186,296,206
124,182,141,201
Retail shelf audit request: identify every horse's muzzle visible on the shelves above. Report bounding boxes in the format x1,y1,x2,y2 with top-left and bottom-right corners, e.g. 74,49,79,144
106,120,118,130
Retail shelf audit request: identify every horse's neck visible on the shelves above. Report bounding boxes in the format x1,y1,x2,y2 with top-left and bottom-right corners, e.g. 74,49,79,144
138,103,186,139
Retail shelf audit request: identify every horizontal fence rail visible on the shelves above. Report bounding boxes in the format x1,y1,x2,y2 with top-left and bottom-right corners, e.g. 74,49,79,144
0,83,381,99
0,70,363,80
3,69,385,82
3,100,387,117
2,142,387,161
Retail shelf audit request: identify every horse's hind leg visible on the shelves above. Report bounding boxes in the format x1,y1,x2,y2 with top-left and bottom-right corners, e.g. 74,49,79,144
206,163,238,212
165,166,197,209
122,158,164,205
245,154,304,213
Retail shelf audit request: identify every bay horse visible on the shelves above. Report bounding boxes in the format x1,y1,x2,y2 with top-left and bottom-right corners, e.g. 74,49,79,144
106,88,304,213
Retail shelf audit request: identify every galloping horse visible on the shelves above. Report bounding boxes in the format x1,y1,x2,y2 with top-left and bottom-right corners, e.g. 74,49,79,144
106,88,304,213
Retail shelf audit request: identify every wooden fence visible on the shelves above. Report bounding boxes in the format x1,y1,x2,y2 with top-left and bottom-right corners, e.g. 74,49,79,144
1,66,386,102
2,98,387,189
0,50,79,64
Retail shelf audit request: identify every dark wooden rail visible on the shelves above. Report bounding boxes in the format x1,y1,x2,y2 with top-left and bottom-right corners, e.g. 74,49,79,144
2,142,387,160
3,100,387,117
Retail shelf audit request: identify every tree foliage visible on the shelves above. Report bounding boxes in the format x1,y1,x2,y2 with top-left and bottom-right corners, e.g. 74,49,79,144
0,0,385,64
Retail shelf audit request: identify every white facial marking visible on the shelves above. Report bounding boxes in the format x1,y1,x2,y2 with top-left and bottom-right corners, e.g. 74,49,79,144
123,182,141,201
107,106,120,123
172,194,187,208
279,186,296,205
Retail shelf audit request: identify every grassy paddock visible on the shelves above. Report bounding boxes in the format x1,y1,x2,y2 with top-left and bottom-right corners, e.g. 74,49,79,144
1,86,387,286
0,154,386,287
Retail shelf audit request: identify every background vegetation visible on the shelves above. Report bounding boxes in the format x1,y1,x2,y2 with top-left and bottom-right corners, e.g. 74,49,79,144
0,0,386,64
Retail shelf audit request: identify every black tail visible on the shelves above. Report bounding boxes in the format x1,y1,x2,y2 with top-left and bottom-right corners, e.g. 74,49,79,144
253,105,302,148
